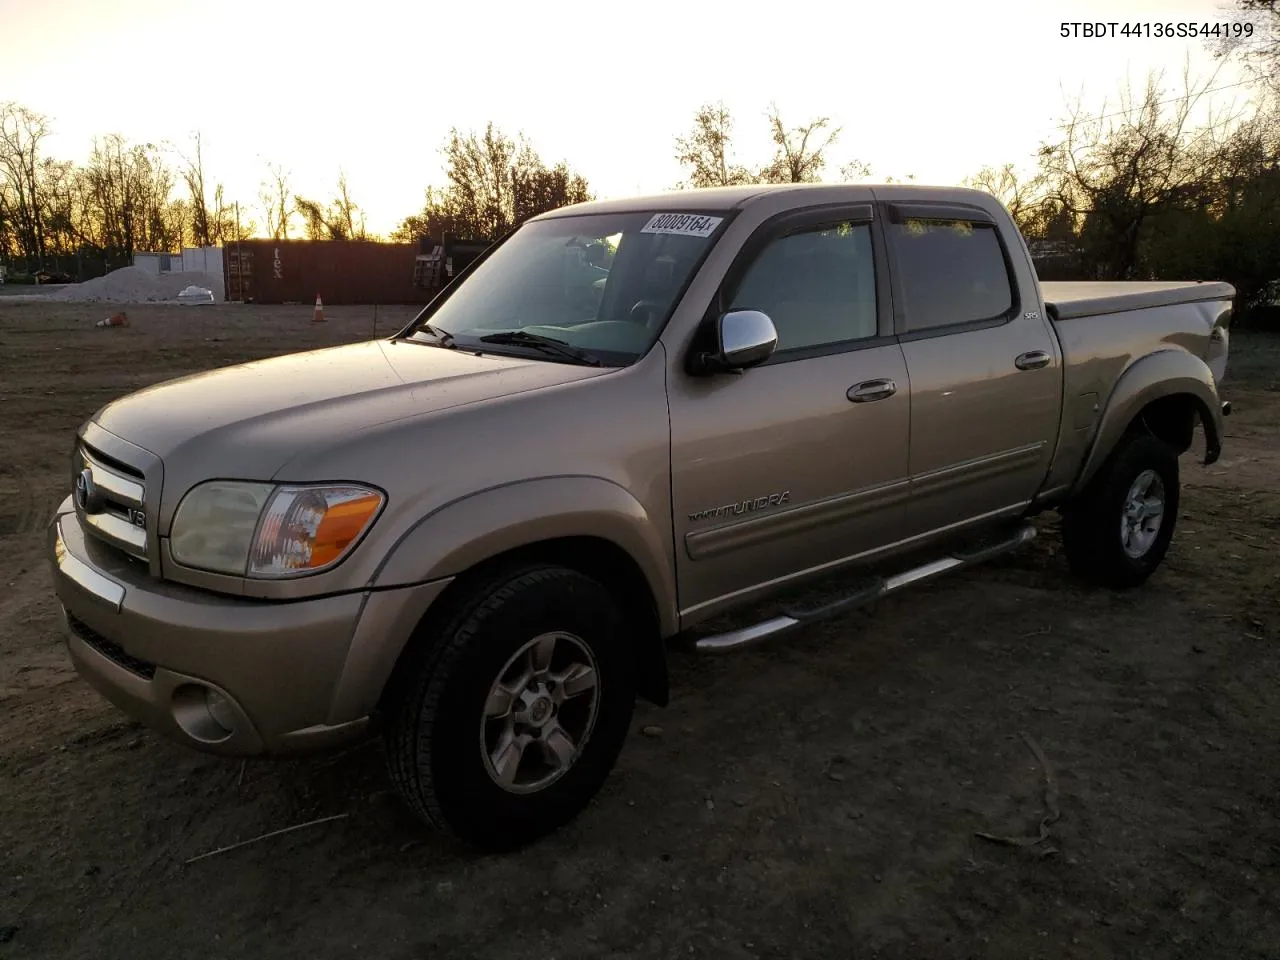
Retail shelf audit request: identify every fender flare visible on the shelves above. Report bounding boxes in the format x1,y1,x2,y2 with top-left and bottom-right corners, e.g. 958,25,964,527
372,475,680,637
1072,349,1223,495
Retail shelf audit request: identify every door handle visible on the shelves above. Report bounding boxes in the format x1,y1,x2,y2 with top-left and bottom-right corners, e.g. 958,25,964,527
1015,350,1051,370
847,378,897,403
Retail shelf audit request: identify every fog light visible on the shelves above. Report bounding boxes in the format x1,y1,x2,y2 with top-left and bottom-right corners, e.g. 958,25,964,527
205,689,237,733
172,683,237,743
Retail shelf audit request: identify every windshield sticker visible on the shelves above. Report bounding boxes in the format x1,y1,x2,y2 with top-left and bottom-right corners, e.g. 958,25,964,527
640,213,723,238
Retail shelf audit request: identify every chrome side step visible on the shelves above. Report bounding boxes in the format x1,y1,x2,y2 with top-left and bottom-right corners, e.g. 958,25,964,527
693,523,1037,655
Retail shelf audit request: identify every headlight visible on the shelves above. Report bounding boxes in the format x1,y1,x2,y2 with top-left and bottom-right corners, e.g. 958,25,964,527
170,481,274,575
170,481,384,578
248,484,384,576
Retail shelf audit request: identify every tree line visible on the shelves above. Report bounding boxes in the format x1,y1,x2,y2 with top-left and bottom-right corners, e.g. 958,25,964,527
2,1,1276,319
0,102,597,271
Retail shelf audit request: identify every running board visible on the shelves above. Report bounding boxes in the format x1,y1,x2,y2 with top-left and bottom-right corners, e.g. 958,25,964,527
693,523,1037,655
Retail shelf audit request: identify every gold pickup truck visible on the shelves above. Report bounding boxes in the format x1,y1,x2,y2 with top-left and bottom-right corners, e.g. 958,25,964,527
49,184,1233,849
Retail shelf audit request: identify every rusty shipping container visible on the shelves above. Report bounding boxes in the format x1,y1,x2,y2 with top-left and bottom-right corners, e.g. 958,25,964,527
223,239,434,305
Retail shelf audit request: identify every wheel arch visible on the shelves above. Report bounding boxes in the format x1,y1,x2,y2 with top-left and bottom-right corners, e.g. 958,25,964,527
1070,349,1223,496
372,477,677,709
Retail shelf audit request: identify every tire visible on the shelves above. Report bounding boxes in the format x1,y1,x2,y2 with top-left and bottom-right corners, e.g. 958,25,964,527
1061,432,1180,589
384,563,636,850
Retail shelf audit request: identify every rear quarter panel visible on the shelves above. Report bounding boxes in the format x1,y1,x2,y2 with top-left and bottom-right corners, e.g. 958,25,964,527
1039,297,1231,498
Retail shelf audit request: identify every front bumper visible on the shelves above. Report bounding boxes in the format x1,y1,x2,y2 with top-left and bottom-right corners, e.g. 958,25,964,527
49,500,451,756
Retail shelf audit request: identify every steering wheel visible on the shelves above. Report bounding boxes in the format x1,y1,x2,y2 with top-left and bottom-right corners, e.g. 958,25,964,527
629,300,664,328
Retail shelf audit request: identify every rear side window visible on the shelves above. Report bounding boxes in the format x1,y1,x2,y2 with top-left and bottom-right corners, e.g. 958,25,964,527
888,218,1013,332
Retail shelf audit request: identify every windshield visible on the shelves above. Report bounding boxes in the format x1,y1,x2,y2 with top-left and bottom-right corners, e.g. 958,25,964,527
403,210,731,366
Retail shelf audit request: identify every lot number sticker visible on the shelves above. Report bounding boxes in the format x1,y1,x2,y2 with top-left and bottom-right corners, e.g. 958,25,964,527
640,213,723,238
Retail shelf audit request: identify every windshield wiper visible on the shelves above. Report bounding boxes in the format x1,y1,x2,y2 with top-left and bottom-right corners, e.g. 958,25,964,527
477,331,602,366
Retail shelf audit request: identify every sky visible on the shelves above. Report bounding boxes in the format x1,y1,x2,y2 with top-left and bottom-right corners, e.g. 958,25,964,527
0,0,1269,238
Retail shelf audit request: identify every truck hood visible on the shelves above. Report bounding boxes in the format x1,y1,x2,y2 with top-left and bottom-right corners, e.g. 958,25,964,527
91,338,607,498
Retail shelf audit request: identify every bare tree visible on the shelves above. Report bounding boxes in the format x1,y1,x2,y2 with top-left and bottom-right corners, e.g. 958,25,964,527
1141,95,1280,310
759,105,842,183
839,159,872,181
1035,68,1238,278
674,102,863,188
1214,1,1280,87
1,100,257,267
293,194,331,240
673,102,759,188
965,164,1029,217
209,183,238,244
225,196,255,242
331,169,368,240
259,161,294,240
961,162,1065,238
0,101,52,262
82,134,183,259
35,158,81,255
179,132,212,246
289,172,371,241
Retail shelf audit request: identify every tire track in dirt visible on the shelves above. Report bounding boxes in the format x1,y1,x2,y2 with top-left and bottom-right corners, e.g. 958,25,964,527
0,456,68,691
0,459,38,539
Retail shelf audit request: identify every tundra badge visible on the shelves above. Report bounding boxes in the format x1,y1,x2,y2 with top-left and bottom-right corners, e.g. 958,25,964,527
689,491,791,523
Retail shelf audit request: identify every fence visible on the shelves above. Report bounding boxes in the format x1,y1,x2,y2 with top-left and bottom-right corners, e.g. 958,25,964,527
0,253,129,284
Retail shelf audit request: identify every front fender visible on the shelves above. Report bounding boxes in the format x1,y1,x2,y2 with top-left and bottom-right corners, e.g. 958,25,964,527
1073,349,1223,494
372,475,679,636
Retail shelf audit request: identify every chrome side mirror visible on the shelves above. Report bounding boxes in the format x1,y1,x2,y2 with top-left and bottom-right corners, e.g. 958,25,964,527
714,309,778,371
687,309,778,376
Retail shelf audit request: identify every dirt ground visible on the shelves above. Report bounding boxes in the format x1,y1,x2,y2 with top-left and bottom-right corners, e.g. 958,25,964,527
1,298,1278,960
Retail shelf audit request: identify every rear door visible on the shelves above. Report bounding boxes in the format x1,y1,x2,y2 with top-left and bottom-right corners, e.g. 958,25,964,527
667,204,911,619
880,199,1062,537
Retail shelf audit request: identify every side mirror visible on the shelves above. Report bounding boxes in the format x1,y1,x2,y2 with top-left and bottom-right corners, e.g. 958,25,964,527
690,309,777,374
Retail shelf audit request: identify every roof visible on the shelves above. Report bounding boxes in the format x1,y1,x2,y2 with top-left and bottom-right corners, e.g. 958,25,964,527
531,182,1000,220
531,184,783,219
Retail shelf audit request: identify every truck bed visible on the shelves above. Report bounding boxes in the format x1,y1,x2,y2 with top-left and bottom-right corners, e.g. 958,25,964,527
1041,281,1236,321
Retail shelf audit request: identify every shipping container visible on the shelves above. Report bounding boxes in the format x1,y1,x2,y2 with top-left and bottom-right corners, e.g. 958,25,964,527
222,239,434,305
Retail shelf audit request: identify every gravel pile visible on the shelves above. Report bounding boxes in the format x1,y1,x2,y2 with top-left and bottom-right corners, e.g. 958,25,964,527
45,266,225,303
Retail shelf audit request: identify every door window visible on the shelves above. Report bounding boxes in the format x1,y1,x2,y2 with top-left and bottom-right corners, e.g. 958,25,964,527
728,222,878,353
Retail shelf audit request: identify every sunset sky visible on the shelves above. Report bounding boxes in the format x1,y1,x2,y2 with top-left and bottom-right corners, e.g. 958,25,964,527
0,0,1266,238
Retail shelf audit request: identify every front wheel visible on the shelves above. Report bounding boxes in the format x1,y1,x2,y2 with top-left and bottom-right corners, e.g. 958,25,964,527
1061,432,1180,589
384,564,636,850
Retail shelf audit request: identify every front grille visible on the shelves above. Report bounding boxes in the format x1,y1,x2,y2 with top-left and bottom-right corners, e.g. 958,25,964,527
81,444,143,480
76,442,149,562
66,613,157,680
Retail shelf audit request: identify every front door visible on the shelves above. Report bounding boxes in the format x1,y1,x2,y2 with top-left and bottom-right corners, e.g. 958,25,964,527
880,199,1062,537
668,207,912,621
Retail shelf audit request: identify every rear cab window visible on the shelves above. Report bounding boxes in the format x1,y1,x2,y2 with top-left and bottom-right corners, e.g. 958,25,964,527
884,205,1016,334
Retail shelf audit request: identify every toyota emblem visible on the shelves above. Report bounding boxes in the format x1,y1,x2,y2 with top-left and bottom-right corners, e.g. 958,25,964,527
75,467,100,513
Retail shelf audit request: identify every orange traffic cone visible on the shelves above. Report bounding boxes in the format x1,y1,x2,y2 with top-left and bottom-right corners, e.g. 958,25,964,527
312,294,325,323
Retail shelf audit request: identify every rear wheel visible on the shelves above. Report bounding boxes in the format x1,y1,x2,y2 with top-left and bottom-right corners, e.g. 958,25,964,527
384,564,636,850
1061,432,1180,589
